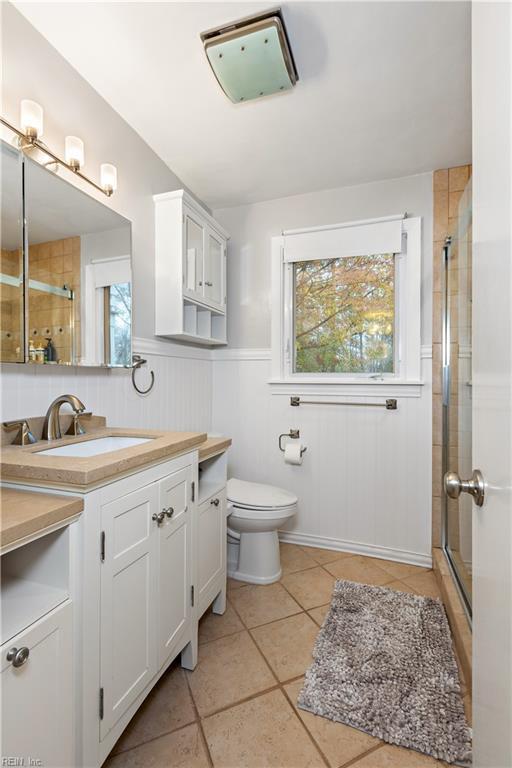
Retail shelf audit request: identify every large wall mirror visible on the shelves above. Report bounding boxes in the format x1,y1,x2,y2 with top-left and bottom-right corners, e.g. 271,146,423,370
0,139,132,367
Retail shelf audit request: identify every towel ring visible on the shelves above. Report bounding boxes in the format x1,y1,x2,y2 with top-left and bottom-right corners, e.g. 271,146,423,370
131,354,155,395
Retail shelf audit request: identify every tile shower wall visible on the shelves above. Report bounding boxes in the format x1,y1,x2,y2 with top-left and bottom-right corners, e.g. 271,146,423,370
0,247,22,361
432,165,471,547
28,237,81,363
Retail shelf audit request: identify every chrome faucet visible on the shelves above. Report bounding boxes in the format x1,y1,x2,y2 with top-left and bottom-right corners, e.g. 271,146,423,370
42,394,87,441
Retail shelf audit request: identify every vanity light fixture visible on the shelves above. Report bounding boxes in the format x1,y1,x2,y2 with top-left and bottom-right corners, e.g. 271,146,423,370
65,135,85,170
20,99,44,139
0,101,117,197
201,6,298,103
100,163,117,195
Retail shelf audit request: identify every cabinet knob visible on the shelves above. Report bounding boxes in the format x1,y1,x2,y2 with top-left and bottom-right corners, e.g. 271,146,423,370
152,510,165,525
205,281,213,287
164,507,174,518
211,498,220,507
7,647,29,667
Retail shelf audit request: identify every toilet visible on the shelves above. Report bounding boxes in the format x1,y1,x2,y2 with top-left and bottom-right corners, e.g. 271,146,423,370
227,478,297,584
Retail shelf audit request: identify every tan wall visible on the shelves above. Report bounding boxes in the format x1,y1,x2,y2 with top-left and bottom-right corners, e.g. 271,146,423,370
432,165,471,547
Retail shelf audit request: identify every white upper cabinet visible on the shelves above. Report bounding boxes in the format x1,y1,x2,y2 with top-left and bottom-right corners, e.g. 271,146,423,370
154,190,229,345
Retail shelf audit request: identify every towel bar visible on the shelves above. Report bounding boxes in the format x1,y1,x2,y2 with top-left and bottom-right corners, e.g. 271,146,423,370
290,396,397,410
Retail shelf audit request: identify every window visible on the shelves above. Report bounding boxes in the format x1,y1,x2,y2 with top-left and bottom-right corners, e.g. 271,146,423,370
294,253,395,374
271,216,421,384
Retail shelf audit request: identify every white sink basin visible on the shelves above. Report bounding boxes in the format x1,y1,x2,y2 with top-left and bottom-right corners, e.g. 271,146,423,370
37,436,154,458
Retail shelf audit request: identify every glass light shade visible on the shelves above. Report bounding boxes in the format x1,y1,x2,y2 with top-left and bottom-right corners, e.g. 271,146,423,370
20,99,43,139
65,136,85,170
100,163,117,194
204,18,296,103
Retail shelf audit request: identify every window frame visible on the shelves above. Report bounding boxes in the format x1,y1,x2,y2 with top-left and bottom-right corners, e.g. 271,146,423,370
271,215,422,385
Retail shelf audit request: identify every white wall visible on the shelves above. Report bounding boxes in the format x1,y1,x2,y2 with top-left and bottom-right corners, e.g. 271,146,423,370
212,174,434,564
214,172,433,349
1,5,213,434
1,341,211,433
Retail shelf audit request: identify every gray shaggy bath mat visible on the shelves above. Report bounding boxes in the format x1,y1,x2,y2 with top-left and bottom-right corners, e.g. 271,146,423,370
298,580,472,765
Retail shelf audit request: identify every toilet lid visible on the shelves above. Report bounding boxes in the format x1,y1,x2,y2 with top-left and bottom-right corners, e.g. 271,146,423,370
227,478,297,509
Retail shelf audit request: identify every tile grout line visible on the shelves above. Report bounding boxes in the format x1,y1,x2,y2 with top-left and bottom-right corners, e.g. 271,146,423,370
183,667,215,768
338,742,386,768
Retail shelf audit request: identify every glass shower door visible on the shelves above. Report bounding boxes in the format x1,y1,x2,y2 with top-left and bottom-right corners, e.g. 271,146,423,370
443,178,473,615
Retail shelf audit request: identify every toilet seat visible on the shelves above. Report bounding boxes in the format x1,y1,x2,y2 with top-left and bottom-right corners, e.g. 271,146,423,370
227,478,297,510
229,502,297,520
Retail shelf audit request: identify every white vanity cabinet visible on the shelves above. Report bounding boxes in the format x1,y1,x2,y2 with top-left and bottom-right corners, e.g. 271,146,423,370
197,488,227,616
196,450,229,618
154,189,229,345
99,464,193,738
156,466,193,669
1,521,76,768
2,439,230,768
1,602,73,768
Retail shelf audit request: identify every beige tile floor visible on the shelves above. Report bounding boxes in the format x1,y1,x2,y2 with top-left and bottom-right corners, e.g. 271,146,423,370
106,544,470,768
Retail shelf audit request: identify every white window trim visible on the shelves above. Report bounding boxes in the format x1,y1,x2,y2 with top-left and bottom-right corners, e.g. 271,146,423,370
270,215,422,386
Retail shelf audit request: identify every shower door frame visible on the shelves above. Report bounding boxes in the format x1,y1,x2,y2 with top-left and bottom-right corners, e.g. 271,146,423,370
441,234,472,621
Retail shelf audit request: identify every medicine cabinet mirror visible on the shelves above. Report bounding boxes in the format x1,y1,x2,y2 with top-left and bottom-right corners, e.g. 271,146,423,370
0,139,132,367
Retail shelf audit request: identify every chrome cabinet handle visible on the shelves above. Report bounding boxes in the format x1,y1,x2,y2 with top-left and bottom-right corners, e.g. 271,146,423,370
164,507,174,518
7,647,30,667
444,469,485,507
152,510,165,525
211,498,220,507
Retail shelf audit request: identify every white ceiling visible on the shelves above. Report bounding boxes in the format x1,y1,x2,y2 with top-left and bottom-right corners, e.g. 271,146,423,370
15,1,471,209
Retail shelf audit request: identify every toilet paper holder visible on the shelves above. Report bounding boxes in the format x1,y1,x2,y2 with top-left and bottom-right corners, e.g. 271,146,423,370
278,429,307,456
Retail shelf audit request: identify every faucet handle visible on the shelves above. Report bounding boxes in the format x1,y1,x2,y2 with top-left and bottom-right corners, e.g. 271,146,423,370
66,411,92,437
3,419,37,446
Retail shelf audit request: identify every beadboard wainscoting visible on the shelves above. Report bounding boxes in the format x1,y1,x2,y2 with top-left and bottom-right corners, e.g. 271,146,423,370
0,338,212,433
212,349,433,566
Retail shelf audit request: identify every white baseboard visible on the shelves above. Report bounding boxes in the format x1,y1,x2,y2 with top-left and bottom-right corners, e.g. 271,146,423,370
278,531,432,569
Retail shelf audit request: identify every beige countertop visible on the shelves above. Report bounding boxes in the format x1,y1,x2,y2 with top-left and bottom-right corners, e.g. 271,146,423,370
0,487,83,552
1,427,208,490
198,436,232,462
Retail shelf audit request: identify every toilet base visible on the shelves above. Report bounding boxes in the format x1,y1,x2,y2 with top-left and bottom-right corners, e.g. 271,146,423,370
228,530,282,585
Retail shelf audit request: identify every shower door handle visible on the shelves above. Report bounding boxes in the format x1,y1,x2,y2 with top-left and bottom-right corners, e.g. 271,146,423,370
444,469,485,507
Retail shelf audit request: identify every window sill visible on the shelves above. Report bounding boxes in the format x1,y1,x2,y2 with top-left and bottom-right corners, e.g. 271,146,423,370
267,378,425,398
268,377,424,386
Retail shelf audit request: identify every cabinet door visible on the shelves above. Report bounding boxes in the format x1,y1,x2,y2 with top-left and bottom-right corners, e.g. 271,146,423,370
100,484,159,739
198,489,226,614
204,228,225,309
1,601,73,768
184,210,205,298
158,467,192,669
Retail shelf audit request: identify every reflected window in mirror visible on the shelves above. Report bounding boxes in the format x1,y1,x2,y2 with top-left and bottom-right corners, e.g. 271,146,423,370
106,282,132,367
83,253,131,366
